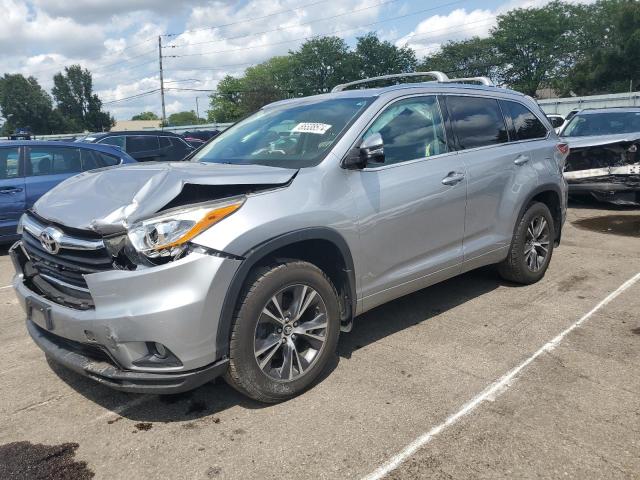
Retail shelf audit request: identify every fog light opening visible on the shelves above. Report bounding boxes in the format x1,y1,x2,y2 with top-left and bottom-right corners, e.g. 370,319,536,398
132,343,182,368
154,342,168,359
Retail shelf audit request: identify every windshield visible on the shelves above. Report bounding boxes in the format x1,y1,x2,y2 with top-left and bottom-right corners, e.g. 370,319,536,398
192,97,373,168
561,111,640,137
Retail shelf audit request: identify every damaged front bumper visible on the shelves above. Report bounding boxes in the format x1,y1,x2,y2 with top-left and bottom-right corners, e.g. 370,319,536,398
565,165,640,206
11,242,242,394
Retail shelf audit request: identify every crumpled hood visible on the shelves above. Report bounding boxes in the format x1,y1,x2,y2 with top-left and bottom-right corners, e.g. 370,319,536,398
562,133,640,149
34,162,297,234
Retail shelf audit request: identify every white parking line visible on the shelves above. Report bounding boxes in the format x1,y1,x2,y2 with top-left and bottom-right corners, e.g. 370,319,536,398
0,285,12,290
362,271,640,480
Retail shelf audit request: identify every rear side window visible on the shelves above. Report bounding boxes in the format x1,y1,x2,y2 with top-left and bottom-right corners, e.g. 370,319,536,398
97,136,125,149
447,96,508,150
94,151,120,167
503,101,548,140
0,148,20,179
127,136,159,153
27,147,82,176
80,150,121,170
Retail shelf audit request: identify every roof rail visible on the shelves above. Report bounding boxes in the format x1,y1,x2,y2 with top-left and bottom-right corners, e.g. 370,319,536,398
331,71,450,92
444,76,495,86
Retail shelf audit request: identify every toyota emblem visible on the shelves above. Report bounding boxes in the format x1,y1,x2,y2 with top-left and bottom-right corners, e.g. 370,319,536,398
39,227,62,254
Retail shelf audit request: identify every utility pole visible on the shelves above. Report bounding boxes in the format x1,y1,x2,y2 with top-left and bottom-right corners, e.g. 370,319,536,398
195,97,200,120
158,36,167,127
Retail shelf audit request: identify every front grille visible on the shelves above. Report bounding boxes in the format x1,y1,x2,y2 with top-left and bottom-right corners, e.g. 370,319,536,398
20,214,114,309
23,230,113,288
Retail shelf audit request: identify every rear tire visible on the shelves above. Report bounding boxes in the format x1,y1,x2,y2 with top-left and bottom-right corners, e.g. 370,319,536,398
498,202,555,285
225,261,340,403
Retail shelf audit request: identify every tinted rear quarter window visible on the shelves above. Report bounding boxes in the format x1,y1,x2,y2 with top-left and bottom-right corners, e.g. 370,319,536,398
447,96,508,149
503,101,548,140
80,149,121,170
127,136,159,153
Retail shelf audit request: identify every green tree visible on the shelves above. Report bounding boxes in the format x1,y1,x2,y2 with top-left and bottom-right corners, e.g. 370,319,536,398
0,74,54,135
131,111,159,121
491,1,583,96
288,37,358,95
354,33,417,80
167,110,204,126
52,65,114,132
208,56,295,122
418,37,497,79
567,0,640,94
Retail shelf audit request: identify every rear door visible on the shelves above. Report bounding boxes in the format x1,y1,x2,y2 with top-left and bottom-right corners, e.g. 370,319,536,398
0,146,25,240
500,99,554,174
25,146,83,209
443,95,538,266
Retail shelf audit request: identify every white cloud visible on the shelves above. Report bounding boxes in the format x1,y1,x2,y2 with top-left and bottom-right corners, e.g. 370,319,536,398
395,8,496,56
0,0,594,122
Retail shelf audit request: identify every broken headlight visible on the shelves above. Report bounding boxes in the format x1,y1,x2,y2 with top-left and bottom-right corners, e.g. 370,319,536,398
127,197,245,259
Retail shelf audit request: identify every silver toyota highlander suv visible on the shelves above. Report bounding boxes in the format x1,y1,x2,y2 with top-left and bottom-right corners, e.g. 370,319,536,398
11,72,568,403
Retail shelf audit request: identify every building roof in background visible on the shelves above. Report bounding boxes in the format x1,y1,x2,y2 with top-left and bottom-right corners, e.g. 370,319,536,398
112,120,162,131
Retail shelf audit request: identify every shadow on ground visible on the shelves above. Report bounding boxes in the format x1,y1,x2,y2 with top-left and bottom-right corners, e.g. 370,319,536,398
46,267,512,423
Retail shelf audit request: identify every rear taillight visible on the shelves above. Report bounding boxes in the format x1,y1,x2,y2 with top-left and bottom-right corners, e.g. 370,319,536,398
556,143,569,155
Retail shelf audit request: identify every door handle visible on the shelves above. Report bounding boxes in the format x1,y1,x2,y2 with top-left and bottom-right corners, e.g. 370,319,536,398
441,172,465,186
0,187,23,194
514,154,530,166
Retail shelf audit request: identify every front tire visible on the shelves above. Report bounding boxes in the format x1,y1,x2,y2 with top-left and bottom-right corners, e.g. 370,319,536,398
498,202,555,284
225,261,340,403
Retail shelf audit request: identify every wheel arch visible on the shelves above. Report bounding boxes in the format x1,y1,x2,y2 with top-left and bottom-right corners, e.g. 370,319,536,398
515,184,563,244
215,228,356,359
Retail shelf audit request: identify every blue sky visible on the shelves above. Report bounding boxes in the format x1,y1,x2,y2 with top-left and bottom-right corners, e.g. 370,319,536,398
0,0,557,121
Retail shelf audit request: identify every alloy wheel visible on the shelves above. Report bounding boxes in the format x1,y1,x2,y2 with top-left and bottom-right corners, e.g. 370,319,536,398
524,215,550,272
253,284,328,381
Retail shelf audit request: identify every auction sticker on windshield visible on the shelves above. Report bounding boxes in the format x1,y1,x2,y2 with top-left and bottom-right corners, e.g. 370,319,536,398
292,123,332,134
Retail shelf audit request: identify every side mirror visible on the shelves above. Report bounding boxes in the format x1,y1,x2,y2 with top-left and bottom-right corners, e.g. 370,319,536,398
342,133,385,169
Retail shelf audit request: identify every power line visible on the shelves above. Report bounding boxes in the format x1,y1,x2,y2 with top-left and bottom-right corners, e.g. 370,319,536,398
166,12,492,76
163,0,331,37
27,43,157,78
167,0,406,49
102,89,160,105
166,0,467,59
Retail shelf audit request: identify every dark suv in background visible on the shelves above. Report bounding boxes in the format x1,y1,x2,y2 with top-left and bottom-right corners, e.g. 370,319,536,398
80,131,194,162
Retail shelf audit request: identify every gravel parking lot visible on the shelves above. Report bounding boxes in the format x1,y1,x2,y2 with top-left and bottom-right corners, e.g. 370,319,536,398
0,202,638,480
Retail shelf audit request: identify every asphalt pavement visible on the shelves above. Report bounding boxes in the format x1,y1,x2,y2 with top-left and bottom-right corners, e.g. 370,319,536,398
0,202,638,480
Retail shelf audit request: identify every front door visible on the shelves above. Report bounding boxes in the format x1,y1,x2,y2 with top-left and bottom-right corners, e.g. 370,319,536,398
0,146,25,240
348,95,467,311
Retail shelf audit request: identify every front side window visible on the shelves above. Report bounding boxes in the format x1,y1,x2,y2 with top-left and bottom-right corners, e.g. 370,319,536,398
193,97,373,168
127,136,160,153
97,136,125,149
447,96,508,150
362,96,448,166
0,148,20,179
561,111,640,137
27,148,82,176
503,101,548,140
